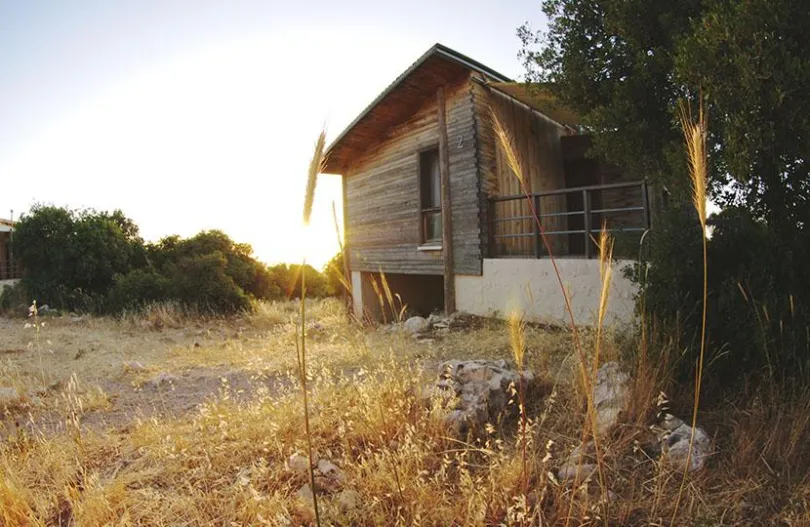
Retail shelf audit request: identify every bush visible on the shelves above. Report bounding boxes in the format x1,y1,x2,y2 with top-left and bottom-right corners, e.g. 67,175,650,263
324,251,348,297
0,281,29,316
107,269,172,312
13,206,145,311
268,263,331,299
11,206,334,315
166,252,252,314
629,205,810,385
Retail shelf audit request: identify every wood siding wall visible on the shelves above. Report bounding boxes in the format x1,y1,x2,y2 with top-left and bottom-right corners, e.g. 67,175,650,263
345,74,482,276
472,81,569,257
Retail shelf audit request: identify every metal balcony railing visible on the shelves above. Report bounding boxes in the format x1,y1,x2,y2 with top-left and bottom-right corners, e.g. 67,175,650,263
489,180,650,259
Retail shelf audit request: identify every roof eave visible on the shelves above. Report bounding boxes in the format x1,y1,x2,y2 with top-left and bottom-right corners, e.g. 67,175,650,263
322,43,512,174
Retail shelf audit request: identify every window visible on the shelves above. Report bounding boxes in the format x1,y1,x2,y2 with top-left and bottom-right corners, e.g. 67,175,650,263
419,148,442,244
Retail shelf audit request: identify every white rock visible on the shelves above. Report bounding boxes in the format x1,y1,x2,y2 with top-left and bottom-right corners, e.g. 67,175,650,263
662,422,712,472
436,359,534,434
288,453,311,474
337,489,360,512
593,361,630,435
403,316,429,334
0,386,21,405
145,372,179,389
123,361,147,373
558,462,597,483
316,459,342,480
297,483,314,502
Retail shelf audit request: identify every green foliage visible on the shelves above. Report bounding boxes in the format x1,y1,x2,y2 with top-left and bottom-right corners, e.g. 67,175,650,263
520,0,810,230
10,206,333,315
107,269,171,312
13,205,145,311
148,231,280,301
268,263,331,299
166,251,252,314
323,251,348,297
629,207,810,384
0,281,29,316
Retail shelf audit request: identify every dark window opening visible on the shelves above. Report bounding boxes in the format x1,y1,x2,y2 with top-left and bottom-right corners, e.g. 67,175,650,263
419,148,441,244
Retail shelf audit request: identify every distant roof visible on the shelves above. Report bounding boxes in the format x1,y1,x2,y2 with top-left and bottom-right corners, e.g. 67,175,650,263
0,218,13,233
323,43,512,174
487,82,581,128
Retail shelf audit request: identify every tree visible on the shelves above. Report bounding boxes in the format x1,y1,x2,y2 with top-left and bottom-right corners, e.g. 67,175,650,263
520,0,810,234
13,205,144,309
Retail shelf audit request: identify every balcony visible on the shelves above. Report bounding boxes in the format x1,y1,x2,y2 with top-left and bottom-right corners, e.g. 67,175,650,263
489,181,650,259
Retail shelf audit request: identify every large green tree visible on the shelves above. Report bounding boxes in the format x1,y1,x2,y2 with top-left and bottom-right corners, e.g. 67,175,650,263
520,0,810,234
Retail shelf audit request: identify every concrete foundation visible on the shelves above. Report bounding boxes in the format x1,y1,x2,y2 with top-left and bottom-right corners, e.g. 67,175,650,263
455,258,637,326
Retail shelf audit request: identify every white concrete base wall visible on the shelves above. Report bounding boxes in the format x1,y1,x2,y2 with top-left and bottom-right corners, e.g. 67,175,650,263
351,271,363,318
455,259,637,326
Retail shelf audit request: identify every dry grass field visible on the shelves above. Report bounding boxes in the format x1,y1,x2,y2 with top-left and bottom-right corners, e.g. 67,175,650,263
1,299,810,526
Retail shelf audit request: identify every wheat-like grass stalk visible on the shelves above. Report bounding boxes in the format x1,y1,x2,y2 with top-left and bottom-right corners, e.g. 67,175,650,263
492,113,525,186
297,129,326,526
303,130,327,225
507,308,529,502
590,225,614,515
492,107,607,525
671,97,709,526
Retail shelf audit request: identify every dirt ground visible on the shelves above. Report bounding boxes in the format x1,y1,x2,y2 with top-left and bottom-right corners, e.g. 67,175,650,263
0,301,576,439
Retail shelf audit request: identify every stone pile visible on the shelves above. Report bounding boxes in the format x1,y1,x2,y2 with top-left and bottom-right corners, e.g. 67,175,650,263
432,359,535,434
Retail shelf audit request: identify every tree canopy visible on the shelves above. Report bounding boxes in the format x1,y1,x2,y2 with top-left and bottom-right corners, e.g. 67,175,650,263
520,0,810,234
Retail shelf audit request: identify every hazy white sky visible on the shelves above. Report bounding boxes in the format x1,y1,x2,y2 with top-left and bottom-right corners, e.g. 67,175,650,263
0,0,543,268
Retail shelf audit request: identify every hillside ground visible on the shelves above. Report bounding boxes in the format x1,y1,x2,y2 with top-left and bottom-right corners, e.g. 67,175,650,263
1,299,809,525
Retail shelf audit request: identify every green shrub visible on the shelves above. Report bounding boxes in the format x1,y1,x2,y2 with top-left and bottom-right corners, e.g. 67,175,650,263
0,281,29,316
13,206,145,312
107,269,172,312
629,205,810,385
11,206,333,316
268,263,331,299
166,252,251,314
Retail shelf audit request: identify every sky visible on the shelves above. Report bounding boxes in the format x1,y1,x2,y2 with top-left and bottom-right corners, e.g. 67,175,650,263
0,0,544,268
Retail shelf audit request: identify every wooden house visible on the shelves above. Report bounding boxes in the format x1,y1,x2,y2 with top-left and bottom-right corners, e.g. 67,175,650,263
323,44,650,324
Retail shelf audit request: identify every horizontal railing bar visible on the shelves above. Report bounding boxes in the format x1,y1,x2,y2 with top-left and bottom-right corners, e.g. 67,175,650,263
494,227,646,240
492,215,535,223
493,233,534,239
589,206,646,214
490,180,645,202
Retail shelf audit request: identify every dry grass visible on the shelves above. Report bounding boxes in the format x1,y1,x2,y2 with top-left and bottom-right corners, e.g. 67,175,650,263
1,301,809,525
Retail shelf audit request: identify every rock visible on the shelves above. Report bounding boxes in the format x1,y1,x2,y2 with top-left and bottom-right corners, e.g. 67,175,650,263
316,459,343,481
337,489,360,512
297,483,314,502
557,442,598,483
288,453,311,474
593,361,630,435
145,372,179,389
38,304,50,314
558,462,597,483
403,316,429,334
0,386,21,405
435,359,534,434
659,415,712,472
123,361,147,373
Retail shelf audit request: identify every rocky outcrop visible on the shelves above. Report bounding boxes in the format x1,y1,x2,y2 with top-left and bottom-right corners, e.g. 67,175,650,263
432,359,535,434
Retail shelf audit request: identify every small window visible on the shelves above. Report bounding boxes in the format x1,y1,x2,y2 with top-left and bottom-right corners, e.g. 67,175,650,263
419,148,442,244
